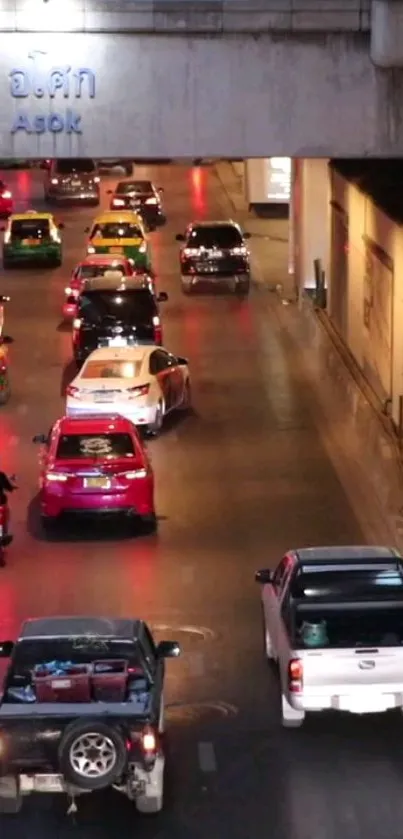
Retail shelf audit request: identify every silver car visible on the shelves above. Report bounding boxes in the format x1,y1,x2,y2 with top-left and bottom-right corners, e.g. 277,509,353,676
44,159,100,206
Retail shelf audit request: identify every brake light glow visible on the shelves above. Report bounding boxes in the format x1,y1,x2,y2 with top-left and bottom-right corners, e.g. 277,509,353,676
64,286,79,297
112,199,125,207
66,385,81,399
152,316,160,327
142,727,156,753
87,246,95,254
127,384,150,398
288,658,303,693
124,469,148,479
145,197,157,205
3,231,10,244
1,191,11,199
183,248,199,257
232,247,247,256
139,243,146,253
51,178,58,185
93,176,100,183
72,318,82,329
45,472,68,482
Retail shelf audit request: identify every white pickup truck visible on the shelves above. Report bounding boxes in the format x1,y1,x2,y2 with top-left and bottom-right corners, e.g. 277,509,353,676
256,545,403,728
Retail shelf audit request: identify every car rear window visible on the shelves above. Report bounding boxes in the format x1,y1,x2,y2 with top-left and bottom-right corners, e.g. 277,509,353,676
295,606,403,648
56,433,135,459
81,360,142,379
116,181,153,195
79,290,157,324
90,223,143,239
188,226,243,249
10,638,142,671
11,220,50,239
78,264,127,279
291,570,403,601
56,159,96,174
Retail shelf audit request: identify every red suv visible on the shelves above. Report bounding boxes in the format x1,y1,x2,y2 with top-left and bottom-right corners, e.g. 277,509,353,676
63,255,135,320
33,414,155,532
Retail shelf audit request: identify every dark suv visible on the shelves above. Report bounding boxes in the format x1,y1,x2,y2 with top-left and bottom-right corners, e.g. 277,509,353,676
72,275,168,366
175,220,251,295
45,159,100,205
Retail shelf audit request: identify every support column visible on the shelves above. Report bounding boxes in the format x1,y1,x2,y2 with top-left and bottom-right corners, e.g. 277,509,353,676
293,158,330,303
371,0,403,67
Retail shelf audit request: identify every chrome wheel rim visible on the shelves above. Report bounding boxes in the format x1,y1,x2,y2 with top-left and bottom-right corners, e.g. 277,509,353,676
70,732,116,778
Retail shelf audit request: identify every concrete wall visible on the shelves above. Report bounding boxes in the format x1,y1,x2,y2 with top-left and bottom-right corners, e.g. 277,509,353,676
0,31,403,158
293,158,330,292
329,169,403,426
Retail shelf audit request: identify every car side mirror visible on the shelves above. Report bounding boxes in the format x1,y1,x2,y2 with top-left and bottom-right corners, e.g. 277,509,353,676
243,232,251,240
156,640,180,659
175,234,185,242
58,222,65,230
84,226,90,233
255,569,274,584
107,189,113,194
158,187,164,193
1,335,14,344
0,640,14,657
176,356,188,366
157,292,168,302
32,433,47,444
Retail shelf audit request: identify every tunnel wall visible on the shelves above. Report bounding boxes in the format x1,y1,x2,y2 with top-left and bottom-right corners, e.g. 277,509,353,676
329,169,403,426
0,30,402,158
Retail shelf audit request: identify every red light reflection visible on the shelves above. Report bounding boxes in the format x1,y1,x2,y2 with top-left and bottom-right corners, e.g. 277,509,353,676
190,167,206,215
16,169,31,203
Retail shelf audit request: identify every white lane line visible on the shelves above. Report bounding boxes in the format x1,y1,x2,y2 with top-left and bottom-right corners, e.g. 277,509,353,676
198,741,217,773
188,652,205,677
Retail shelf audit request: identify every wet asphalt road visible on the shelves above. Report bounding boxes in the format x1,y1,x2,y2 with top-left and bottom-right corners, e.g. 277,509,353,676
1,164,403,839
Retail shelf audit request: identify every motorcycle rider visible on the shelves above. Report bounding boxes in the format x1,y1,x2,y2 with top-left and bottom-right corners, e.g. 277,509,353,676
0,470,16,528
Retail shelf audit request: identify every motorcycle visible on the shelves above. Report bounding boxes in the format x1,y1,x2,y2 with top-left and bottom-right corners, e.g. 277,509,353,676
0,474,17,567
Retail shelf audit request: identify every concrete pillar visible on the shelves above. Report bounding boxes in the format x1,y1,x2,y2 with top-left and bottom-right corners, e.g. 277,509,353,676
293,158,330,301
371,0,403,67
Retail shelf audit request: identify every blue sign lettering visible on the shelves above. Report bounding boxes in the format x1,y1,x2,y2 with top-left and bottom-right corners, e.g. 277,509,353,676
11,110,82,135
9,50,94,134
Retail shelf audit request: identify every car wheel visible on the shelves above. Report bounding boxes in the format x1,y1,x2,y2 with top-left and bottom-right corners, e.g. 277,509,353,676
141,511,158,533
235,278,250,296
148,401,164,436
124,163,134,176
0,776,22,814
41,515,57,535
180,380,191,410
59,719,127,791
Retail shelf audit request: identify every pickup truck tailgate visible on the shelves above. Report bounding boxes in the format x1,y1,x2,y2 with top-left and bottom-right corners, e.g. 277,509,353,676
299,647,403,713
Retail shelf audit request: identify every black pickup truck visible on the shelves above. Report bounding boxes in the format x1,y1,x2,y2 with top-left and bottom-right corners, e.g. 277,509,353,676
0,615,180,814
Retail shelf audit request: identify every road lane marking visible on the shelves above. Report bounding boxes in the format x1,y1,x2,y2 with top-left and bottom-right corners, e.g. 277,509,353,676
198,741,217,773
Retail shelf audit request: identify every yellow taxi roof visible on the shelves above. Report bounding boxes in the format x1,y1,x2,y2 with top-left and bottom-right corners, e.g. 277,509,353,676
10,212,54,221
92,211,143,224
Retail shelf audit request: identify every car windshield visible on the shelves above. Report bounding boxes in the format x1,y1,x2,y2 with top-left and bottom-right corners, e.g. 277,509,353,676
56,159,96,174
11,220,50,240
79,290,157,324
188,226,243,248
116,181,153,195
81,360,142,379
90,223,143,239
78,264,127,279
56,432,135,459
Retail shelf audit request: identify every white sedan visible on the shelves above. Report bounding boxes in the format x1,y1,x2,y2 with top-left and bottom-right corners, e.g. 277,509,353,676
65,346,191,434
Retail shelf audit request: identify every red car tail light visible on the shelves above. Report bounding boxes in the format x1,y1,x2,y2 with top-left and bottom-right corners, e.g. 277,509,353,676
152,315,162,344
1,191,11,199
141,726,157,755
288,658,303,693
112,198,125,207
127,384,150,398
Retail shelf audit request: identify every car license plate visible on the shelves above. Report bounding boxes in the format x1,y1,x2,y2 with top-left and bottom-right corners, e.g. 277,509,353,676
94,394,113,402
197,263,215,272
84,477,110,489
71,180,80,186
108,337,127,347
110,247,123,253
34,774,64,793
22,239,40,246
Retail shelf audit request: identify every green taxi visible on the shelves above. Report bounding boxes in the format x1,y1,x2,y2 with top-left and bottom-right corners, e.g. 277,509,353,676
2,212,64,268
85,211,151,270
